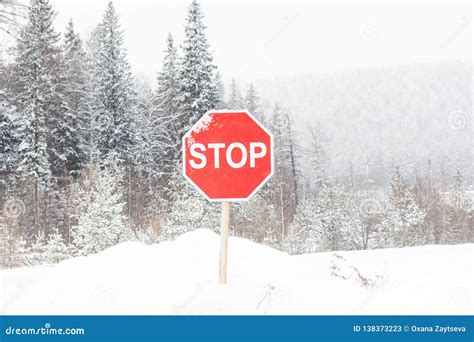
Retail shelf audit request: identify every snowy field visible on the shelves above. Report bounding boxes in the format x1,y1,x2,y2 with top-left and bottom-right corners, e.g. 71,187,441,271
1,229,472,315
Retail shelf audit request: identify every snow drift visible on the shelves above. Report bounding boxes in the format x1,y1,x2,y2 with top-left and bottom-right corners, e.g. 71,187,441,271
1,229,472,314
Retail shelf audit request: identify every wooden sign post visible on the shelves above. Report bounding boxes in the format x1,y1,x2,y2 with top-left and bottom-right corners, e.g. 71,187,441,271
182,110,274,284
219,201,231,284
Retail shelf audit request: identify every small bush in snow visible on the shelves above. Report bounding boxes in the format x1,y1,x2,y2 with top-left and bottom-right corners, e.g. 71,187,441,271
72,160,134,255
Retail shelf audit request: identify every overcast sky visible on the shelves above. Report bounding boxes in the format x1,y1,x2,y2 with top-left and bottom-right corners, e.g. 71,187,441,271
50,0,472,83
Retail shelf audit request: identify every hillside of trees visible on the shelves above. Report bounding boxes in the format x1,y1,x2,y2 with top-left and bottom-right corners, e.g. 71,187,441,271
255,62,472,186
0,0,472,268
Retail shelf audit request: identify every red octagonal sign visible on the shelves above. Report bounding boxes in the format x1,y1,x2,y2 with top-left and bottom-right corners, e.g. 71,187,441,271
183,110,274,201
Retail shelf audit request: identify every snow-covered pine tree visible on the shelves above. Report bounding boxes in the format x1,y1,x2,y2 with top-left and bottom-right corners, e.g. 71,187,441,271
72,159,133,255
48,53,82,184
154,33,181,174
12,0,64,233
268,103,300,239
156,33,180,118
161,177,219,240
132,77,169,232
285,187,364,254
21,231,46,265
22,229,72,265
135,78,159,178
214,71,225,109
452,169,471,212
447,170,473,243
0,216,27,268
0,93,20,177
0,92,20,216
89,1,136,164
178,0,218,133
283,199,321,254
83,26,103,164
244,83,262,120
233,193,277,242
42,229,72,263
61,18,87,178
227,78,243,109
305,123,327,193
377,166,425,247
313,182,361,251
411,166,445,245
49,89,82,182
13,0,58,182
161,186,209,240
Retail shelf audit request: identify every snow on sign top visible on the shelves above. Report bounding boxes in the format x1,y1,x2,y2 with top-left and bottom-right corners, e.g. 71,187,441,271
182,110,274,201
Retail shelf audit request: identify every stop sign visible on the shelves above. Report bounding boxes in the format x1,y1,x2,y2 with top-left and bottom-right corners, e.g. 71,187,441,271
182,110,273,201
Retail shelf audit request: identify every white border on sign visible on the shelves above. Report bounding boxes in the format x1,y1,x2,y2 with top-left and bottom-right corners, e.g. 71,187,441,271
182,109,274,202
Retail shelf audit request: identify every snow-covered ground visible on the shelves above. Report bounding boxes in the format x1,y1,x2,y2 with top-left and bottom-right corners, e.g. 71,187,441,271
1,229,472,315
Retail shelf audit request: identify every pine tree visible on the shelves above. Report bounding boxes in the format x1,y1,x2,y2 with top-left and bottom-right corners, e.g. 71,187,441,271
161,173,219,240
214,71,225,109
178,0,218,133
13,0,60,182
0,217,27,268
42,229,72,264
447,170,473,243
156,33,180,120
161,186,208,240
0,93,20,176
12,0,64,232
268,103,299,238
244,83,261,119
154,33,181,173
233,193,277,242
411,166,445,245
452,170,470,211
283,199,321,254
23,230,72,266
133,78,164,231
377,167,425,247
305,123,326,193
313,183,361,251
22,231,46,265
227,78,243,108
0,92,20,217
60,18,87,178
135,78,160,177
82,26,104,163
284,183,363,254
72,159,133,255
89,1,136,163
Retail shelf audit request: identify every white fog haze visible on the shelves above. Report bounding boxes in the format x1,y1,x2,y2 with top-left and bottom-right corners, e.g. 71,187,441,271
50,0,472,80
